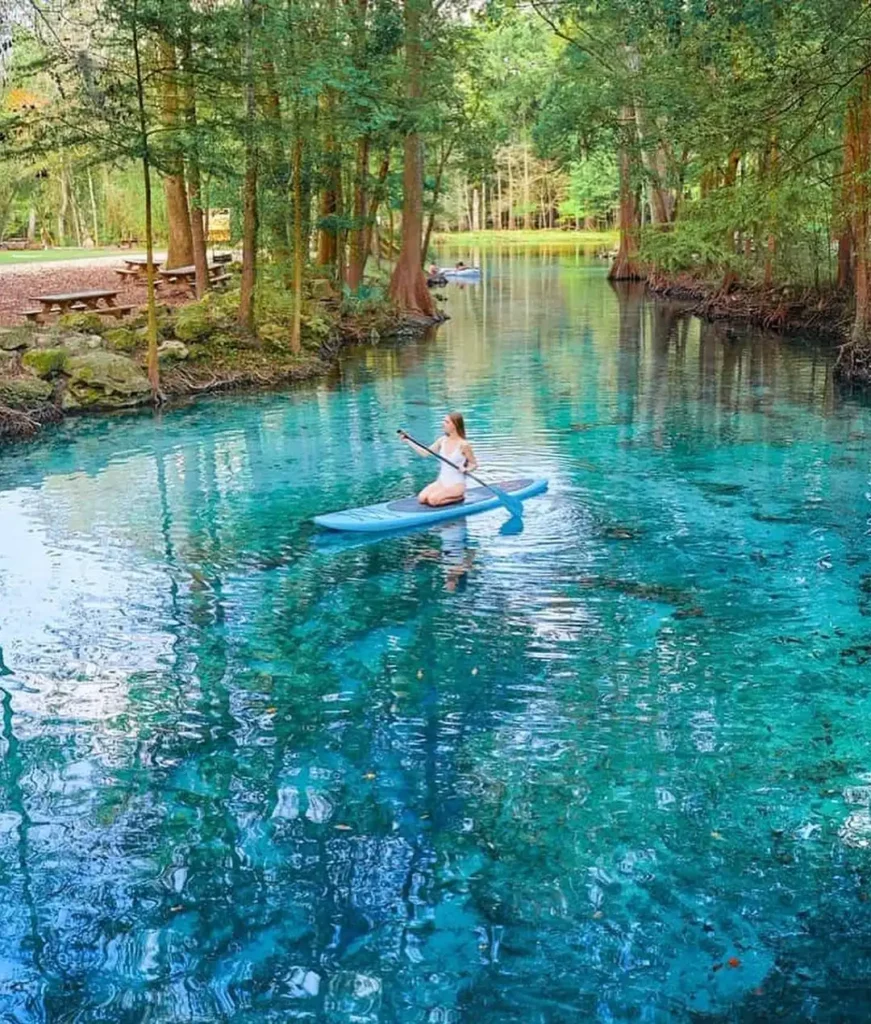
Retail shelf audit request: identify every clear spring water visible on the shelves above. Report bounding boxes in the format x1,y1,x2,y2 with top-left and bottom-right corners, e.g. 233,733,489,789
1,248,871,1022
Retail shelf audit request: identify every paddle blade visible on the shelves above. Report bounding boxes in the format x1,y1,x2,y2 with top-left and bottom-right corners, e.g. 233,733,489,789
487,484,524,519
499,514,525,536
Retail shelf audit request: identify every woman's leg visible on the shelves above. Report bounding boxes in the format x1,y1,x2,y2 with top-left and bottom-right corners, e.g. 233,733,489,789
418,483,437,504
425,483,465,507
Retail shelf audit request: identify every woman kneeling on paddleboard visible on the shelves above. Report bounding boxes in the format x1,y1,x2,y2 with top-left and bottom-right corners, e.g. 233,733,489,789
400,412,478,506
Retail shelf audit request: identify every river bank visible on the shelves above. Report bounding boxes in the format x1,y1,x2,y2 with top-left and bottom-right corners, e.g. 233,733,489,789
645,270,871,385
0,296,444,444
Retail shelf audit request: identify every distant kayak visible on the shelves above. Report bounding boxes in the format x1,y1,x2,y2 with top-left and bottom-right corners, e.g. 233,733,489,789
440,267,481,279
314,477,548,533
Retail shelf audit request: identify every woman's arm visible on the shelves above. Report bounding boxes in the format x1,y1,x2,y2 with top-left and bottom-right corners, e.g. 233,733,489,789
399,431,438,457
461,442,478,473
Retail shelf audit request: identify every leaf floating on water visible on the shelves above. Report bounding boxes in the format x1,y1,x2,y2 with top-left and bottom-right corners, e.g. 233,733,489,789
471,667,478,676
363,772,376,780
727,957,741,969
266,707,277,714
417,669,423,679
334,824,352,831
710,831,725,841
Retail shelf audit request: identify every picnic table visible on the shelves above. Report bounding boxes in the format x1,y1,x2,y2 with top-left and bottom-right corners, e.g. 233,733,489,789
20,289,136,324
123,257,162,271
32,290,119,314
116,257,164,284
158,263,232,291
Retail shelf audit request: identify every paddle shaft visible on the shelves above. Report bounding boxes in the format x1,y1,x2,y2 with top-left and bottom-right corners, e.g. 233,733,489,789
397,429,523,516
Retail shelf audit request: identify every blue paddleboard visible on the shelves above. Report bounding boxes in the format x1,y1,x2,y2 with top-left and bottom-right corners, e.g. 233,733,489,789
314,477,548,533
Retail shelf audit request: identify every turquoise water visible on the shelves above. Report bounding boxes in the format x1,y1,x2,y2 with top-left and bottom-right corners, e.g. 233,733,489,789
1,250,871,1022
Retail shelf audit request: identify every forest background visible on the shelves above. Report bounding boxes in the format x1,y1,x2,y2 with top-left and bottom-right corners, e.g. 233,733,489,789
4,0,871,382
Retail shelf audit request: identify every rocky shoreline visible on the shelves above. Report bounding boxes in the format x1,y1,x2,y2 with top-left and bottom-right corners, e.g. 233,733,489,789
0,304,445,445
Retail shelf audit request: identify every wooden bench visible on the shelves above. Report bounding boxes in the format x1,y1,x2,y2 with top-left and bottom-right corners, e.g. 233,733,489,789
19,308,43,323
212,273,231,287
97,304,137,319
115,267,139,279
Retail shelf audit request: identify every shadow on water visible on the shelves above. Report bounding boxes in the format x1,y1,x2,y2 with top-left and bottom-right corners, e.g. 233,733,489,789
2,248,871,1021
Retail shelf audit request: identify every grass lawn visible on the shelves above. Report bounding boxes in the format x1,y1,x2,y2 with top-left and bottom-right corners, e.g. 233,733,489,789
0,247,143,265
434,229,618,248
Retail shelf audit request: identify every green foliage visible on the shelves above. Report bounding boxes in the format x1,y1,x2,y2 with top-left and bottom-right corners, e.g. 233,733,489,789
173,293,237,343
57,312,105,334
22,347,68,378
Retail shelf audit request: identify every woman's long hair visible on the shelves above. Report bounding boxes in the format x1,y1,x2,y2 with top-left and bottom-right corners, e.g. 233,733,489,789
448,412,466,438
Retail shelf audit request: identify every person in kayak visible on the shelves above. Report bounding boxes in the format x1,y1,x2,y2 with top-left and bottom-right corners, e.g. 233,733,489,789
400,412,478,506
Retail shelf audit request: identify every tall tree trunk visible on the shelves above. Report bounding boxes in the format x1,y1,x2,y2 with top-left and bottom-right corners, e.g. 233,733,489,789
763,139,777,288
132,0,160,399
837,129,855,291
507,150,515,230
523,141,531,230
317,90,340,269
472,186,480,231
87,167,99,245
291,130,303,355
27,207,36,242
495,171,502,230
363,153,390,261
238,0,258,332
262,64,291,269
388,0,435,316
159,38,194,269
347,134,370,290
421,141,451,263
848,72,871,348
57,157,68,246
609,107,644,281
182,30,208,298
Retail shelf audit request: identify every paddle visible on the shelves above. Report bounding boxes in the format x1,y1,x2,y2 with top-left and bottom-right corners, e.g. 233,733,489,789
397,428,525,519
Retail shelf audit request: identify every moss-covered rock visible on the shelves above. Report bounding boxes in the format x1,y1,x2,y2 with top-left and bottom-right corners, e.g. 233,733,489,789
0,327,35,352
174,300,216,342
57,311,105,334
61,351,151,411
0,376,53,409
21,347,68,378
157,340,189,362
104,327,141,353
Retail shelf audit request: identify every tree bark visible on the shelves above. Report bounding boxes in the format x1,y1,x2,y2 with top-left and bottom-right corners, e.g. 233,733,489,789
159,39,194,269
363,153,390,262
291,131,303,355
388,0,435,316
523,140,531,230
87,167,99,245
848,72,871,347
132,0,160,399
837,127,855,291
609,107,644,281
421,141,450,263
182,30,208,298
238,0,258,332
347,135,370,290
507,149,515,230
317,90,341,269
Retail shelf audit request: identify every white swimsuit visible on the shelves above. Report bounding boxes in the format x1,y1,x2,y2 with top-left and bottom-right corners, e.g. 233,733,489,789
437,439,467,487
